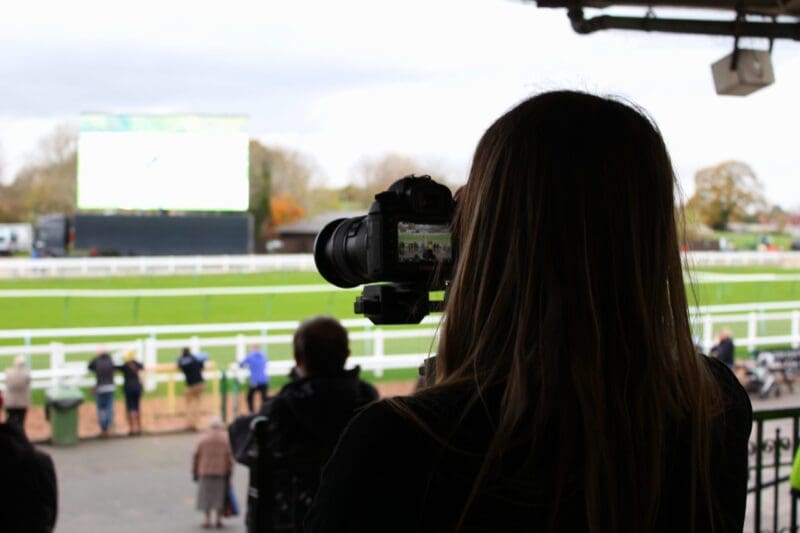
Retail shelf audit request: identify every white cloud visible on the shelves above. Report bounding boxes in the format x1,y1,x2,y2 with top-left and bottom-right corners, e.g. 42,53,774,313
0,0,797,206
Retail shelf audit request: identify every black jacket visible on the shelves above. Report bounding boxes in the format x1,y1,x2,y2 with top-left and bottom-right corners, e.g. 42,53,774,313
0,422,58,533
229,366,378,532
306,357,752,533
259,367,379,458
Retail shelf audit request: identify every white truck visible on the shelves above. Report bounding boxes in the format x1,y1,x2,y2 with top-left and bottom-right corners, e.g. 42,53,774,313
0,226,17,256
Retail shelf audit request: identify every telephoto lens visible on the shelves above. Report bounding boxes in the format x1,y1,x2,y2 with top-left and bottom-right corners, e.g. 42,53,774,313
313,216,370,288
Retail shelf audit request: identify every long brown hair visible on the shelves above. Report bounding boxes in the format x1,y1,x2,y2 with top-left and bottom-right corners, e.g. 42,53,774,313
430,91,721,531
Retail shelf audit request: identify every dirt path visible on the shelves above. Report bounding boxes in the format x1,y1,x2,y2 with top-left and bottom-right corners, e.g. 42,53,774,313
17,379,417,443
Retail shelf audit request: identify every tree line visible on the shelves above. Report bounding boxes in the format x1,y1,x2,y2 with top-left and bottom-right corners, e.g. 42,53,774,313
0,124,790,253
0,125,454,253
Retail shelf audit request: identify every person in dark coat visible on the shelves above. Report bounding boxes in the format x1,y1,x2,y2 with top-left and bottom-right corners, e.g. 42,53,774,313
177,348,205,430
711,329,736,370
116,350,145,435
231,315,378,532
88,347,116,436
306,91,752,533
0,421,58,532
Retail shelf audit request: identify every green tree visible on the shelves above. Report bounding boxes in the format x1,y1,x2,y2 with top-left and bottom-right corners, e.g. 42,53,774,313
249,140,272,253
686,161,766,231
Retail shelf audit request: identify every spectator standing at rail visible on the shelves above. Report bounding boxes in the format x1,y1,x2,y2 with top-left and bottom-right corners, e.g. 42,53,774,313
711,329,735,370
178,347,205,430
88,347,116,437
116,351,144,436
4,355,31,434
306,91,752,532
239,344,269,413
193,416,234,529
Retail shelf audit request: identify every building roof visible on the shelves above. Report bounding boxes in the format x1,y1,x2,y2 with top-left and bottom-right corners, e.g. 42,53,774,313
536,1,800,16
277,211,365,236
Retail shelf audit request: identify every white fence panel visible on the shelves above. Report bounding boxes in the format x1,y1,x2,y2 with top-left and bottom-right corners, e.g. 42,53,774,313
0,254,317,279
0,303,798,391
4,251,800,279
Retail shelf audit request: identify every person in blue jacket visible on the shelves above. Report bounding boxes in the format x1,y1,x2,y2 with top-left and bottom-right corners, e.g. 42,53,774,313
240,345,269,413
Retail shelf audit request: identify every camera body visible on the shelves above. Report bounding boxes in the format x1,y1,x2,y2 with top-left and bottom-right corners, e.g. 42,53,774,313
314,175,455,324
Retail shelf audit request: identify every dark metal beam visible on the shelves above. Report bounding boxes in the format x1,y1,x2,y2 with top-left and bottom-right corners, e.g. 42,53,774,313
566,7,800,40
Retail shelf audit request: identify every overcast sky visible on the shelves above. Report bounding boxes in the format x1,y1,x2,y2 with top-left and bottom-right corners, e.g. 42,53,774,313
1,0,798,207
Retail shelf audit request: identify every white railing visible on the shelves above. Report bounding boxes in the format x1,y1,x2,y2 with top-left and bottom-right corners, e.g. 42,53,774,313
1,302,800,391
685,251,800,267
0,316,442,391
3,251,800,278
0,254,317,278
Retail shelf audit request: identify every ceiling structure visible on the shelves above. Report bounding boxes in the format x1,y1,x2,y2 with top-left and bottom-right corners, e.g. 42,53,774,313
534,1,800,40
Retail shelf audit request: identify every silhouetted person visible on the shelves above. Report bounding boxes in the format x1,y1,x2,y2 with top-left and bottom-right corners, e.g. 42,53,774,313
232,315,377,532
0,421,58,532
306,91,752,533
88,347,116,436
177,347,205,430
116,351,144,435
711,329,735,370
239,344,269,413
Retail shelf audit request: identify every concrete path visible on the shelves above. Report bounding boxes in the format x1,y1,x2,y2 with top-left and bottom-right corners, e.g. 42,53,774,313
42,433,249,533
35,385,799,533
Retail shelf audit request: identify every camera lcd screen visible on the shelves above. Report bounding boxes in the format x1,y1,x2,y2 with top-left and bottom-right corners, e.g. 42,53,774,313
397,222,452,263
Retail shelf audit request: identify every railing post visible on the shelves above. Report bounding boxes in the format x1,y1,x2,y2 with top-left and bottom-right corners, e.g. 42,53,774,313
144,337,158,392
50,342,64,388
374,328,385,379
167,372,176,415
703,314,714,354
748,312,758,353
232,376,240,418
236,334,246,363
190,335,201,355
364,324,373,358
24,332,32,368
220,371,228,423
792,310,800,349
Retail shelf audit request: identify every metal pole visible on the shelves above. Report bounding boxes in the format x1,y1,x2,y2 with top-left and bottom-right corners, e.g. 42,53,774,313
755,419,764,533
792,416,798,533
220,371,228,424
774,427,782,533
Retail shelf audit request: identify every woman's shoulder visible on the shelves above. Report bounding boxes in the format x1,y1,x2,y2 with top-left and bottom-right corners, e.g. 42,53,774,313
347,384,476,437
701,355,753,430
342,398,428,446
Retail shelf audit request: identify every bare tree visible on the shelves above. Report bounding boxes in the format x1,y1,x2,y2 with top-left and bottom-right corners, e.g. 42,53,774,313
349,153,424,207
9,124,78,219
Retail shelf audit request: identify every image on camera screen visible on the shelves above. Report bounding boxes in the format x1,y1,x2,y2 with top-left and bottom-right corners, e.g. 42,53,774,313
397,222,452,263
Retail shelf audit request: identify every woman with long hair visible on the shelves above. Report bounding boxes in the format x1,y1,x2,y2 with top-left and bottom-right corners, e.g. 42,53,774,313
305,91,752,532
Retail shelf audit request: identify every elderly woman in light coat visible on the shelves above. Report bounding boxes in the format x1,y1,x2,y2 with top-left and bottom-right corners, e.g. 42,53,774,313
193,417,234,528
5,356,31,433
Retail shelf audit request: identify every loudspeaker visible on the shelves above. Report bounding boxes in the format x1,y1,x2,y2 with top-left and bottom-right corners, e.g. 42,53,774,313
711,49,774,96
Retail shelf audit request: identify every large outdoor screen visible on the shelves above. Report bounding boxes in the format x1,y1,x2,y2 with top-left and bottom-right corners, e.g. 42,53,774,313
78,114,249,211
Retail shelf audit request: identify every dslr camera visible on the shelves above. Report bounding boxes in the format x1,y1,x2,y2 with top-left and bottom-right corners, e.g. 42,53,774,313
314,175,455,324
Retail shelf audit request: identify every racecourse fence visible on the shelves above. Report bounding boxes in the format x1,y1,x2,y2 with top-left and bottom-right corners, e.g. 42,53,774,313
0,316,441,392
1,302,800,391
0,254,317,278
4,251,800,278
